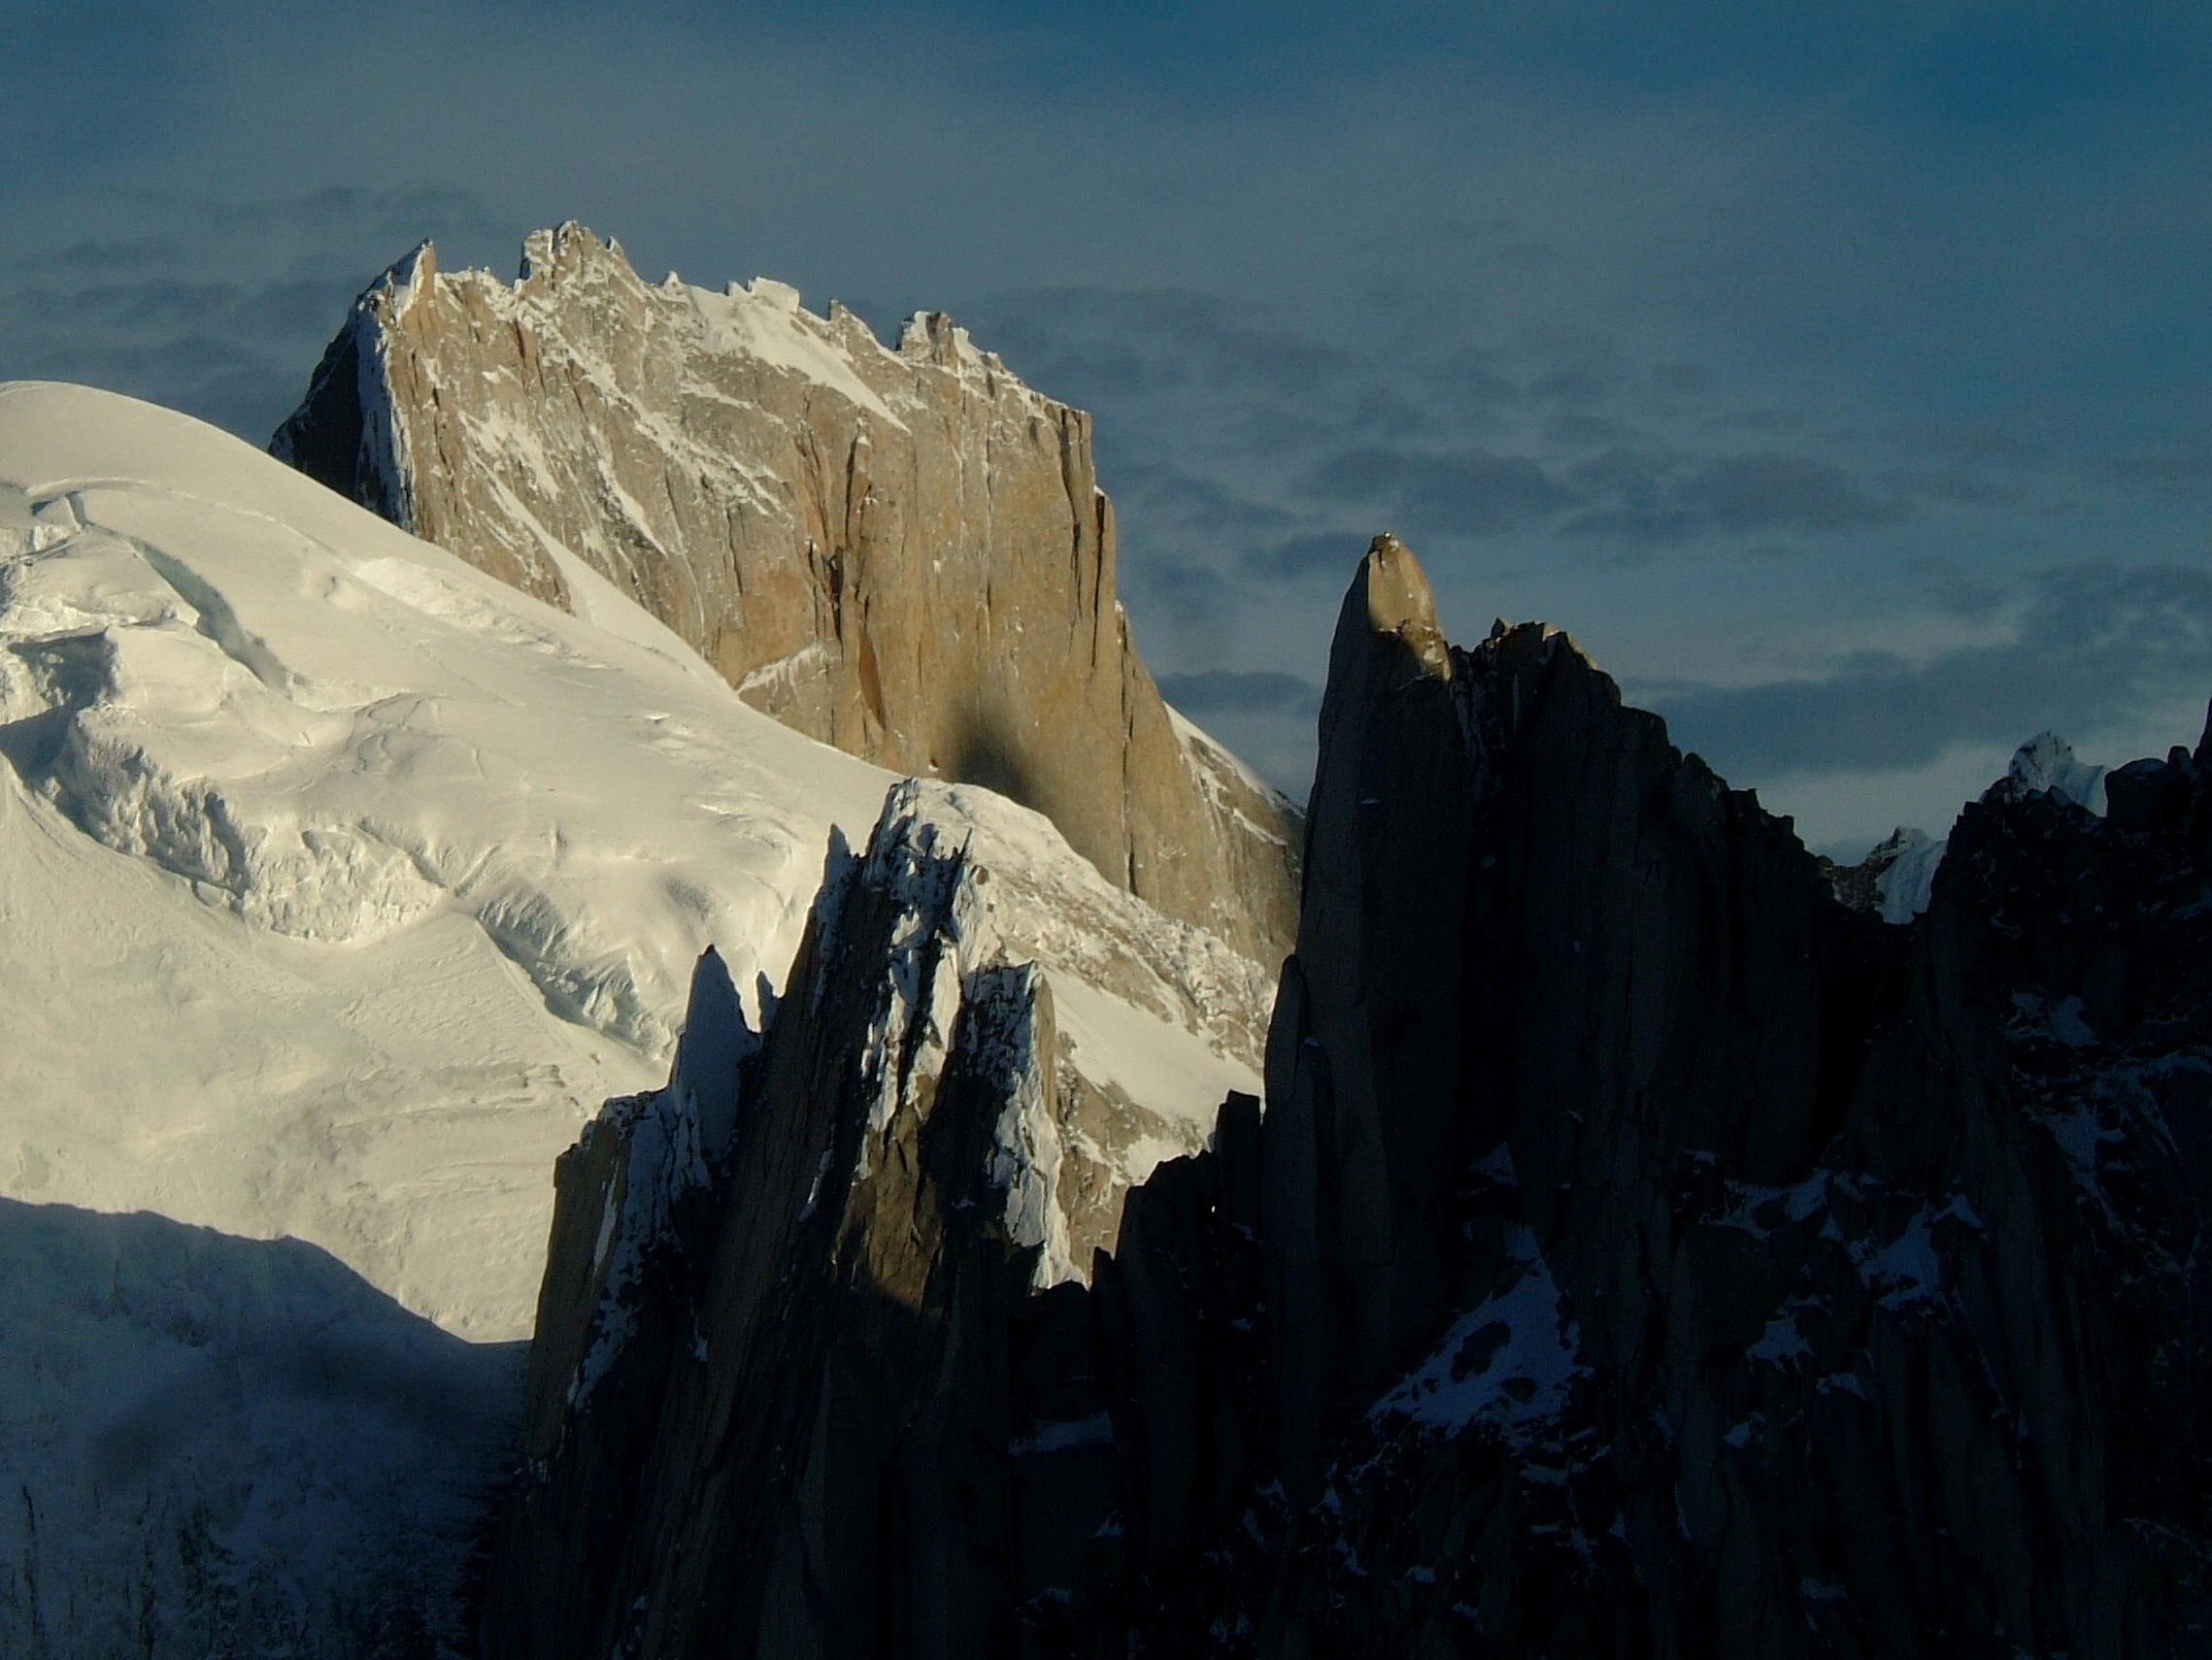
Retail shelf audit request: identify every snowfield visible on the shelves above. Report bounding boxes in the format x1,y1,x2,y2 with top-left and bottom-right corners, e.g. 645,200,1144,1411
0,382,1265,1655
0,381,898,1339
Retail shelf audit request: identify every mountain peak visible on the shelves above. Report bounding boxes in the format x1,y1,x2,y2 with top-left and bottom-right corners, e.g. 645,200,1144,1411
271,226,1303,964
1358,530,1451,679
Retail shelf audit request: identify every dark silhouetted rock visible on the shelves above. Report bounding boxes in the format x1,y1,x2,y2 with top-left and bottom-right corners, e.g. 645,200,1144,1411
485,535,2212,1658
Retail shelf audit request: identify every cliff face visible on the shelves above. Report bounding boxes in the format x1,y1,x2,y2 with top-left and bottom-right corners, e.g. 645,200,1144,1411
1228,540,2212,1655
485,537,2212,1657
483,779,1253,1658
271,226,1297,965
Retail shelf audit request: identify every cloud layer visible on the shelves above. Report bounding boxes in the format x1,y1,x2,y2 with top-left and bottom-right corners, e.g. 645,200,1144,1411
6,3,2210,846
1645,563,2212,780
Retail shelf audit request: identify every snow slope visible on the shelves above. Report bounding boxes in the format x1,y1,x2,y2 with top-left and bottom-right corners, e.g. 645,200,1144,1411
0,382,1272,1654
0,1200,522,1655
0,381,898,1340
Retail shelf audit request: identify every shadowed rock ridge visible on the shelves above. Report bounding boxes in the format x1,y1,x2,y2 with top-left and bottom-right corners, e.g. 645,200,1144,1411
270,226,1298,965
485,535,2212,1657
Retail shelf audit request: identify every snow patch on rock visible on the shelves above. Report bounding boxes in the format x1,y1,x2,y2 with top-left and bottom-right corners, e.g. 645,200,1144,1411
972,964,1080,1289
1872,827,1945,924
570,948,753,1404
2002,730,2107,813
687,281,905,427
1371,1226,1584,1445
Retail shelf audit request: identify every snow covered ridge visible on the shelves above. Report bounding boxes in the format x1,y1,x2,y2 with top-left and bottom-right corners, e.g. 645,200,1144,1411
0,378,885,1656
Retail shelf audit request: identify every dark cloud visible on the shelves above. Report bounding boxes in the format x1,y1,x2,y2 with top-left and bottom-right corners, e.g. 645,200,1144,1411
1686,453,1908,534
1291,439,1908,551
1650,563,2212,780
1528,361,1628,405
1716,408,1813,436
1308,446,1581,537
33,237,185,273
1132,559,1231,611
3,5,2206,841
1241,531,1372,581
1885,465,2016,507
1910,559,2008,620
1896,422,2033,465
1561,448,1909,546
960,287,1349,404
0,282,337,438
2103,454,2212,490
0,186,504,440
1104,458,1295,540
1651,363,1713,396
1542,411,1629,447
1155,671,1322,717
1418,346,1523,421
0,277,357,342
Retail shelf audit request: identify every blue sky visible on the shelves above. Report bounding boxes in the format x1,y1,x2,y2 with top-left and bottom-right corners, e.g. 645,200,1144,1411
6,1,2210,848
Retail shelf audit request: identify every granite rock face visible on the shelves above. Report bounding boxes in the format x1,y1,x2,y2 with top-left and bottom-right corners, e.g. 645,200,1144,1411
484,537,2212,1657
271,227,1298,965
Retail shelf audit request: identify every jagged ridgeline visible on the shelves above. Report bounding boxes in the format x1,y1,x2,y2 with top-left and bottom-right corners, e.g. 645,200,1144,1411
486,535,2212,1657
270,225,1297,965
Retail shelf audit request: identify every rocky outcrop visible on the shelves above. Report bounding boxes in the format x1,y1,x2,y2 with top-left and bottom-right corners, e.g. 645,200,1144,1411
271,226,1298,965
484,778,1244,1657
485,536,2212,1656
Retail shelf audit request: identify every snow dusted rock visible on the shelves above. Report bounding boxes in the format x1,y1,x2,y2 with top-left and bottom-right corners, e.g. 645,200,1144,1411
486,777,1263,1658
479,535,1878,1653
1998,727,2108,813
489,534,2212,1656
273,226,1300,965
1827,824,1948,922
1195,541,2212,1654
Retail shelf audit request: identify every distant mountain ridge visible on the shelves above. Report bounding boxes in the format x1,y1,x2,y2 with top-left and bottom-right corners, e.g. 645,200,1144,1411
271,225,1299,966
